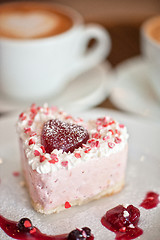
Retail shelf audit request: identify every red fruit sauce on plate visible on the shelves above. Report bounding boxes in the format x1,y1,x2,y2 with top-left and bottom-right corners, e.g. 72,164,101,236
0,215,93,240
101,204,143,240
140,191,159,209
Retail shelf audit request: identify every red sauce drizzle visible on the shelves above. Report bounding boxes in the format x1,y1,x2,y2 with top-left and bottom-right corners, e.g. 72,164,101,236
101,205,143,240
140,191,160,209
0,214,93,240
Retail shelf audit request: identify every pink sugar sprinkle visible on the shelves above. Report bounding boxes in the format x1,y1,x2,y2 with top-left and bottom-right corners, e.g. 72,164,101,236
30,113,36,120
92,132,101,139
82,144,88,148
44,107,50,115
30,108,37,114
115,129,121,135
40,145,46,153
115,137,122,144
88,138,95,143
13,171,20,177
108,129,114,135
59,111,64,115
97,125,103,131
65,201,71,209
97,117,103,122
90,140,100,148
30,103,36,108
30,131,36,137
108,142,115,148
96,120,102,125
34,150,40,156
61,161,68,167
40,155,46,162
65,115,72,120
50,153,58,159
102,123,108,127
49,159,57,164
103,136,110,141
51,106,58,112
96,141,100,148
30,104,37,115
19,112,26,121
84,147,91,153
77,117,83,122
50,153,59,163
28,120,33,126
108,120,115,125
24,127,31,134
103,116,109,122
97,117,108,124
74,153,81,158
119,124,124,128
37,106,42,111
28,138,35,145
19,112,24,119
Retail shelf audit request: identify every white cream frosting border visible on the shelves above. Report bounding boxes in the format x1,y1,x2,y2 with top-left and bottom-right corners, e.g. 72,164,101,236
17,104,129,174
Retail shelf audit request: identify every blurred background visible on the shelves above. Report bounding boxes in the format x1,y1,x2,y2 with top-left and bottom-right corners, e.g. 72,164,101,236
0,0,160,116
1,0,160,66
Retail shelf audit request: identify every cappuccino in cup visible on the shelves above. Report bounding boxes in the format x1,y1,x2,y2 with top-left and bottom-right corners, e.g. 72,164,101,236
0,2,111,101
0,2,73,39
143,16,160,44
141,16,160,102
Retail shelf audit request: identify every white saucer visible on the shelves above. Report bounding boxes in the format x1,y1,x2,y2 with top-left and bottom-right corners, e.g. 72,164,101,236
110,57,160,120
0,108,160,240
0,62,113,114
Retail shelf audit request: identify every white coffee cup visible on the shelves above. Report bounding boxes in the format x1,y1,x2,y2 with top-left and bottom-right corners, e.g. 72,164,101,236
141,15,160,102
0,2,111,101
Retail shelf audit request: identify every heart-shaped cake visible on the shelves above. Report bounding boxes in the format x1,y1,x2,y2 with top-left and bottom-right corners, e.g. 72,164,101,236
17,104,128,214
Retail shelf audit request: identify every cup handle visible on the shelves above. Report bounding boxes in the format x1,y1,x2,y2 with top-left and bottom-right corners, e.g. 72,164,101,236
69,24,111,78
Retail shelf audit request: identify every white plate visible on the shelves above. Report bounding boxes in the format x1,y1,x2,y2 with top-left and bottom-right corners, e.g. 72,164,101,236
110,57,160,120
0,62,113,114
0,108,160,240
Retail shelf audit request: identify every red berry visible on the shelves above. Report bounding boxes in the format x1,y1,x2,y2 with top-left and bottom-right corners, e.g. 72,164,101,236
127,205,140,225
17,218,33,231
67,227,91,240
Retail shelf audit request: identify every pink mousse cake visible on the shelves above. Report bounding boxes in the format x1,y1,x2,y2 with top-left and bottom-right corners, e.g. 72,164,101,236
16,104,129,214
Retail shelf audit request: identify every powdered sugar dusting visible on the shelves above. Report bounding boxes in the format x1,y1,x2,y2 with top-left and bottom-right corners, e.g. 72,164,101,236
123,210,129,217
16,104,129,174
41,119,89,153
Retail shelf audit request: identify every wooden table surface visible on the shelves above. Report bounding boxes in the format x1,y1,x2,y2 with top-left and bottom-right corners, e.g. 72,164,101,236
97,24,140,111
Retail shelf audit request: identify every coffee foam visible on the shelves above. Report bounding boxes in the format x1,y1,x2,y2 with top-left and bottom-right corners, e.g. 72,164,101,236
145,16,160,44
0,2,73,39
0,11,60,39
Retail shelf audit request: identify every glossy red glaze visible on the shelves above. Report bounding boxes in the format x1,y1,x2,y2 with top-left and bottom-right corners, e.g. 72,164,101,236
41,119,89,153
